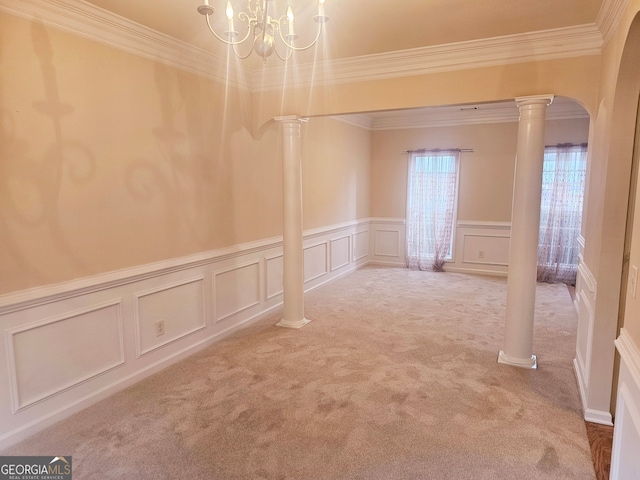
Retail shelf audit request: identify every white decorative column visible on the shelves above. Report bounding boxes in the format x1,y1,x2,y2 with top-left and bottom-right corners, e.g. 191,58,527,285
275,116,310,329
498,94,554,369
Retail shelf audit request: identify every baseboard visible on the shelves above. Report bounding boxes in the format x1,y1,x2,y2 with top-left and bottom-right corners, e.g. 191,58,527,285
584,408,614,426
368,260,406,267
574,358,614,426
443,266,508,277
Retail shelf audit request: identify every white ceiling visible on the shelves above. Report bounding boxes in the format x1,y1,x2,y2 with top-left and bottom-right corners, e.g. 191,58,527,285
83,0,604,62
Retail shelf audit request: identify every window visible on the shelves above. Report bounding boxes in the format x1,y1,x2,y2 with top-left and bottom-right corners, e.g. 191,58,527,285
537,144,588,284
406,150,460,271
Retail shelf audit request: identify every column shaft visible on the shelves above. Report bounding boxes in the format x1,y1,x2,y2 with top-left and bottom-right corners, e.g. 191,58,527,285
498,95,554,369
276,116,310,329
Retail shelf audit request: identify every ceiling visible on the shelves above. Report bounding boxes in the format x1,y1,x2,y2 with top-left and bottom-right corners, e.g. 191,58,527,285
84,0,604,62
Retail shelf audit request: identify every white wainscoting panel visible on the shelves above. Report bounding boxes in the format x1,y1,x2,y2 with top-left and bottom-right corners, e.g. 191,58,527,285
611,330,640,479
575,288,594,392
135,277,206,356
7,300,124,412
369,219,405,266
330,236,351,272
573,259,613,425
447,221,510,276
214,262,261,323
461,234,510,266
304,242,329,283
374,230,400,257
353,230,369,262
265,254,284,300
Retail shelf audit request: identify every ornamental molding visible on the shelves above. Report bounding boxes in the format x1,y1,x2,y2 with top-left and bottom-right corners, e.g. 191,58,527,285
254,24,603,91
0,0,630,91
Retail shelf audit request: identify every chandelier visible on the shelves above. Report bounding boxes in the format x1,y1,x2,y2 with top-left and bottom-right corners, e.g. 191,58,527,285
197,0,328,62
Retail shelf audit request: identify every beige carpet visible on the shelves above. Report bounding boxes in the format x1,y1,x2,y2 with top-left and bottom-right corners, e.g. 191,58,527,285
2,266,595,479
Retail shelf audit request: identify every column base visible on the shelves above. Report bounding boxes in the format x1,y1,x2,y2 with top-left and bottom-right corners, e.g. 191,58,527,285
276,317,311,329
497,350,537,369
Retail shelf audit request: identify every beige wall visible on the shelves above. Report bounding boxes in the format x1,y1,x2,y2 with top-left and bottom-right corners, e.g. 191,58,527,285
369,118,589,221
0,13,371,296
302,118,371,230
254,56,601,127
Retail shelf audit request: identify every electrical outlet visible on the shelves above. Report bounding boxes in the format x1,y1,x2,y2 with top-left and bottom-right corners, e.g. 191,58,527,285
155,320,165,337
632,265,638,299
478,250,485,259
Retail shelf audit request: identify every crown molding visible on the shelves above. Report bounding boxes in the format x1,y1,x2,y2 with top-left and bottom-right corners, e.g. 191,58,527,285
0,0,250,91
1,0,614,95
336,99,589,131
596,0,630,48
367,109,590,131
253,24,603,92
329,114,373,130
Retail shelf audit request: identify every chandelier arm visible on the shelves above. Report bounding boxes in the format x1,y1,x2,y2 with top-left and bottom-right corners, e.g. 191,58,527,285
273,43,294,62
231,41,255,60
276,22,324,52
203,13,254,47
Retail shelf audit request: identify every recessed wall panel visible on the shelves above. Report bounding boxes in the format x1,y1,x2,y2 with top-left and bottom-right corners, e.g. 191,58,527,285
136,278,206,356
374,230,400,257
353,231,369,261
266,255,284,300
330,236,350,271
304,243,328,282
462,234,510,265
576,289,594,388
9,301,124,411
214,263,260,322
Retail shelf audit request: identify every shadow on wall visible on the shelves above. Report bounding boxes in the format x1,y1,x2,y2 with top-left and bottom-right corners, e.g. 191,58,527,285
0,19,95,289
123,61,229,257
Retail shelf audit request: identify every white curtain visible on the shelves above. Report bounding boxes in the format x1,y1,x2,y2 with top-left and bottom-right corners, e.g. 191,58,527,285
406,151,459,271
537,144,588,284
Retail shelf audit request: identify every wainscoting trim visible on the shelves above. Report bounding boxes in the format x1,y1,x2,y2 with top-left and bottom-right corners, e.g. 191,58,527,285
611,328,640,478
0,301,281,450
615,329,640,401
0,219,371,449
330,235,351,272
457,220,511,230
133,277,207,357
6,299,125,413
0,234,282,315
213,261,262,323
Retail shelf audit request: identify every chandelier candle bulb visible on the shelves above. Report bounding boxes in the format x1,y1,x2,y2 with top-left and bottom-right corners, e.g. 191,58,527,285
225,1,236,37
287,6,295,38
315,0,328,23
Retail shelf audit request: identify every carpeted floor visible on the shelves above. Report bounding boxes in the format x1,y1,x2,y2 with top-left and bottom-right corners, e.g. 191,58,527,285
1,266,596,479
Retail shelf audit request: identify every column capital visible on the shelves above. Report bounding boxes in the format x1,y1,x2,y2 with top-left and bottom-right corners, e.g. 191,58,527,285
515,94,554,109
274,115,309,124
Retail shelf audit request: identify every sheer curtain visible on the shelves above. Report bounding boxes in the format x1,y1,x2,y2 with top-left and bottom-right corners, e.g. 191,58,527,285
406,150,460,272
537,144,588,284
